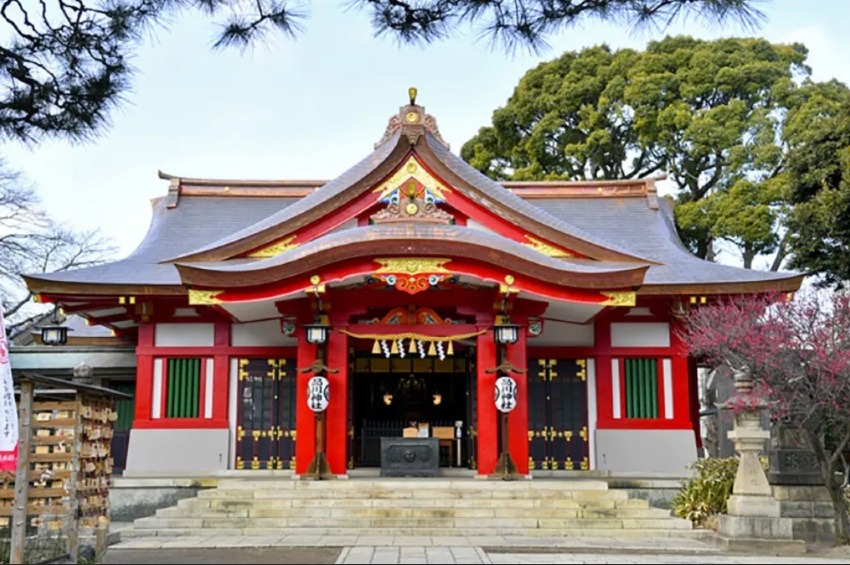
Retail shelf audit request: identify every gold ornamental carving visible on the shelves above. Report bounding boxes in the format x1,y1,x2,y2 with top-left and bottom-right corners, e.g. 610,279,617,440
373,157,451,202
374,258,451,275
374,90,450,148
523,235,573,258
600,290,636,307
373,258,452,294
188,289,224,305
248,235,299,258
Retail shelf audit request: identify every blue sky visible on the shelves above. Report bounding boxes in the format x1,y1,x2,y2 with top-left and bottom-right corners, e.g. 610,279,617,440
5,0,850,262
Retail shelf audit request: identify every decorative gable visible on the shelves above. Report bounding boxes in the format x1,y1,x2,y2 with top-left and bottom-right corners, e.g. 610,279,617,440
371,158,454,225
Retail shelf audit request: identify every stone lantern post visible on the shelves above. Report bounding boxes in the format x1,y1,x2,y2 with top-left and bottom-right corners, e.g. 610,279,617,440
716,367,802,553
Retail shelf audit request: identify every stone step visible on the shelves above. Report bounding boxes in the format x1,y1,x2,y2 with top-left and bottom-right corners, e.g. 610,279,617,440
133,515,691,531
197,488,629,501
121,526,704,539
129,479,684,541
156,504,670,521
170,496,648,513
185,496,645,509
210,479,613,491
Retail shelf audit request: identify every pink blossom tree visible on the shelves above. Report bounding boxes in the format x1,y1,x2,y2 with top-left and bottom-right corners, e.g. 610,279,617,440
684,291,850,541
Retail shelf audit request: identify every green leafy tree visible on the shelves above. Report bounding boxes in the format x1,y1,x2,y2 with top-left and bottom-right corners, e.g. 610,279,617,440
782,83,850,287
463,36,849,268
461,45,661,181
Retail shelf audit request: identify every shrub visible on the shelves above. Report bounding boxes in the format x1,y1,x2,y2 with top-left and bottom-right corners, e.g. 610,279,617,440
672,457,740,528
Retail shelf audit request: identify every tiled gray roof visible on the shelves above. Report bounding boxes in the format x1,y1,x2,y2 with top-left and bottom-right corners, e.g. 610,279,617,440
170,131,402,260
423,133,650,261
28,195,300,286
28,130,799,291
531,197,799,285
178,223,646,280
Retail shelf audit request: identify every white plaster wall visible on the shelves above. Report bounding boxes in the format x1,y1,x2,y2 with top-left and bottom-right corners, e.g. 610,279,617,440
586,359,597,470
228,358,239,470
154,323,215,347
610,322,670,348
125,429,230,473
595,429,697,474
531,321,594,346
231,320,297,346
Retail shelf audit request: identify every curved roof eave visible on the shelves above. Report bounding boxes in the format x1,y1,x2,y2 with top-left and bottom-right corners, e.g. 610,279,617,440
165,130,406,263
23,273,185,297
174,223,650,290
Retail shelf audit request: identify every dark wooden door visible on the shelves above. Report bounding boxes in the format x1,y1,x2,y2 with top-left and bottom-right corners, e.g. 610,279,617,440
527,359,589,471
466,355,478,470
109,381,135,474
235,358,296,470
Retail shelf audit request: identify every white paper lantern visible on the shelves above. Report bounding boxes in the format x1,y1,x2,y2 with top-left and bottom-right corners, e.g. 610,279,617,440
307,375,330,412
494,376,518,413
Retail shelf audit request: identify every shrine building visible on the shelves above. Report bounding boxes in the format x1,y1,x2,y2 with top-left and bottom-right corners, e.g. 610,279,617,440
24,92,803,478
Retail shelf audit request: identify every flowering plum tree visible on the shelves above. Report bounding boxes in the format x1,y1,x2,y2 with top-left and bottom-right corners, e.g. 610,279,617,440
684,291,850,541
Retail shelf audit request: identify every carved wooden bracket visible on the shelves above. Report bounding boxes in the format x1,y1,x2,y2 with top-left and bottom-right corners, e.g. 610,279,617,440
485,362,527,374
298,360,340,374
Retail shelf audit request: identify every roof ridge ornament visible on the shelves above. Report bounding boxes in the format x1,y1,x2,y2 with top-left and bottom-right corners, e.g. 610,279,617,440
375,87,450,149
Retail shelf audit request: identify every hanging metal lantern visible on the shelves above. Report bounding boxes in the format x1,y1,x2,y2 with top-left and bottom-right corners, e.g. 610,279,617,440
304,321,329,345
307,375,330,412
494,321,521,345
494,375,518,413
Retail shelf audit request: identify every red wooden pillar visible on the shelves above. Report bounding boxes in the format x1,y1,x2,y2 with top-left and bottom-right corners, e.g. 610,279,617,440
506,330,529,475
133,323,155,425
476,330,497,475
212,320,230,424
295,333,318,475
670,318,696,431
325,329,349,475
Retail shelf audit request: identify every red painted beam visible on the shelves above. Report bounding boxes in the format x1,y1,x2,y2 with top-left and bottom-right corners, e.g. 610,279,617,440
343,323,483,338
136,346,298,357
200,257,630,307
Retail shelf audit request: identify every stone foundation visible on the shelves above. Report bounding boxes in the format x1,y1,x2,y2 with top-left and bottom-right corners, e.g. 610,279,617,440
109,478,216,522
773,485,837,544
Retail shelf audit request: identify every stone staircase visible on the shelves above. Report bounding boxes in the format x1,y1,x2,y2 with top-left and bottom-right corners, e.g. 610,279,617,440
123,478,698,538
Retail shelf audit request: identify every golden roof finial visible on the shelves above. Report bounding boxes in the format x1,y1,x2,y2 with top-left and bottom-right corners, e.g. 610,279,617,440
408,87,417,105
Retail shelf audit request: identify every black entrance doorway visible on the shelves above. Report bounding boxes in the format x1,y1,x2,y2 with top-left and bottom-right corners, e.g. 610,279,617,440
351,354,473,468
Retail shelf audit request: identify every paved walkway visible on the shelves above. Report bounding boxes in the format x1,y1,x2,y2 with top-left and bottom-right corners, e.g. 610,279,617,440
485,553,848,564
113,535,715,551
110,535,850,564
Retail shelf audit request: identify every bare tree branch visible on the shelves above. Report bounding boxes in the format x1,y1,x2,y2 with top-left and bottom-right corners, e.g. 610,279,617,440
0,160,115,336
